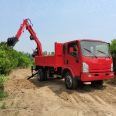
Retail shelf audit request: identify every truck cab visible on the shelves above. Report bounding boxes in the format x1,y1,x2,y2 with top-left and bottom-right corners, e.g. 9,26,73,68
63,40,114,89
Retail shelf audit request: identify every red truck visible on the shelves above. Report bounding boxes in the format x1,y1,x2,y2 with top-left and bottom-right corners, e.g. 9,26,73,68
7,19,114,89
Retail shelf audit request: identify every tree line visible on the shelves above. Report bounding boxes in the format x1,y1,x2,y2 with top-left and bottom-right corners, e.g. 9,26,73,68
0,42,33,75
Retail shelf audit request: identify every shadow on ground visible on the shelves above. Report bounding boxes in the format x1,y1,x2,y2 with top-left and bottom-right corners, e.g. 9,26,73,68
29,77,106,96
105,77,116,87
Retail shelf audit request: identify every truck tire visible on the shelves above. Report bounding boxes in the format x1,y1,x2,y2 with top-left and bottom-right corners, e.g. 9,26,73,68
44,69,48,81
65,72,78,89
37,69,46,81
91,80,103,88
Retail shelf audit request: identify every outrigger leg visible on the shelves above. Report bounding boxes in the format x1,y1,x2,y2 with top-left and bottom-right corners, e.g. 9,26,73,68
27,66,37,80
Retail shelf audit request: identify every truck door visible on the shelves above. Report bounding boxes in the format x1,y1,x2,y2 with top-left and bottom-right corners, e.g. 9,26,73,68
63,41,81,77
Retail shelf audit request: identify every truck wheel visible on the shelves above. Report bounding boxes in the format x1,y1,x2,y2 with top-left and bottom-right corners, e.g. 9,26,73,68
37,69,45,81
65,72,78,89
44,69,49,81
91,80,103,88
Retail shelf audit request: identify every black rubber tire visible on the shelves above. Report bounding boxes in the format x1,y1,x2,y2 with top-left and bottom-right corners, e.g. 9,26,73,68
37,69,46,81
44,69,48,81
65,72,78,89
91,80,103,88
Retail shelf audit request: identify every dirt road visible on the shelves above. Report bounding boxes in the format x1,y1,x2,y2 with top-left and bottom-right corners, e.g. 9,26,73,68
0,69,116,116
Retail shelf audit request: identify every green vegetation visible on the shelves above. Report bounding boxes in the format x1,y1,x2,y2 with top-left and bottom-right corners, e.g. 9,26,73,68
0,75,8,101
106,76,116,85
0,75,7,88
0,102,7,109
0,91,8,101
0,42,33,75
110,39,116,54
110,39,116,74
0,42,33,100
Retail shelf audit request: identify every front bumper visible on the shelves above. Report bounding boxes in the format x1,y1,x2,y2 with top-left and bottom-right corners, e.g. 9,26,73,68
81,72,114,82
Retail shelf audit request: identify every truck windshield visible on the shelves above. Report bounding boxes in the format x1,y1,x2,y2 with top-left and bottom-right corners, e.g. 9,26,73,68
80,41,110,57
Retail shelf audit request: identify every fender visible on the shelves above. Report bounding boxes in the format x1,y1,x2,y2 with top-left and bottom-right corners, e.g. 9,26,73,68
62,67,75,78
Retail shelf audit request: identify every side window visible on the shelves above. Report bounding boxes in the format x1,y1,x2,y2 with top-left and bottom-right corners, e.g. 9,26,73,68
68,42,78,57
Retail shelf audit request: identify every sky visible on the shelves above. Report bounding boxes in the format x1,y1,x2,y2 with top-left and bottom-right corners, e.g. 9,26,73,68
0,0,116,53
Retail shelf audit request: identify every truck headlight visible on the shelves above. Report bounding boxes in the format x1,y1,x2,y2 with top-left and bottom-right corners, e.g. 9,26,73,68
111,63,113,72
82,62,89,73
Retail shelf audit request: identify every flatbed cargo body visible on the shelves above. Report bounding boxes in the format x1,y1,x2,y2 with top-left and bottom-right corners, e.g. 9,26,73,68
35,55,63,67
35,42,63,67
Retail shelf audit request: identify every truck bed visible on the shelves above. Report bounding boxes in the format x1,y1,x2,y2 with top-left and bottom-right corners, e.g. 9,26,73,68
35,43,63,68
35,55,63,67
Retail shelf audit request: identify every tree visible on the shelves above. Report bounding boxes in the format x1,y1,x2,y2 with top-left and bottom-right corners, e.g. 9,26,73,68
110,39,116,75
0,42,33,75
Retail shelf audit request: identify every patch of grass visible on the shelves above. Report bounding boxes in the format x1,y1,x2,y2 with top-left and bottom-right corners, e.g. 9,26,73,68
0,90,8,101
0,75,8,100
0,75,7,87
0,102,7,109
105,76,116,85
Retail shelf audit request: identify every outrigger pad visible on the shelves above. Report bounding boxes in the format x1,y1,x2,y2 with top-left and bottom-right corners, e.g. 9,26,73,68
7,37,18,46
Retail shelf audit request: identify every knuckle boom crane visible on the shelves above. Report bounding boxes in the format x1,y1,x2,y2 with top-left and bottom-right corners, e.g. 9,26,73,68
6,19,114,90
7,19,42,56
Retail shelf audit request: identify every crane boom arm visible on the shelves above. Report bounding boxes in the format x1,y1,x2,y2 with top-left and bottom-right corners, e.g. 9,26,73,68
7,19,42,56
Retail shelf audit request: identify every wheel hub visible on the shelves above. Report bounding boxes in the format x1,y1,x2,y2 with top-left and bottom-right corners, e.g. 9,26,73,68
66,75,72,88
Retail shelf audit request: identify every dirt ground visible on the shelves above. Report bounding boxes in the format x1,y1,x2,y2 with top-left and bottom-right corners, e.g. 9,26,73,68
0,69,116,116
